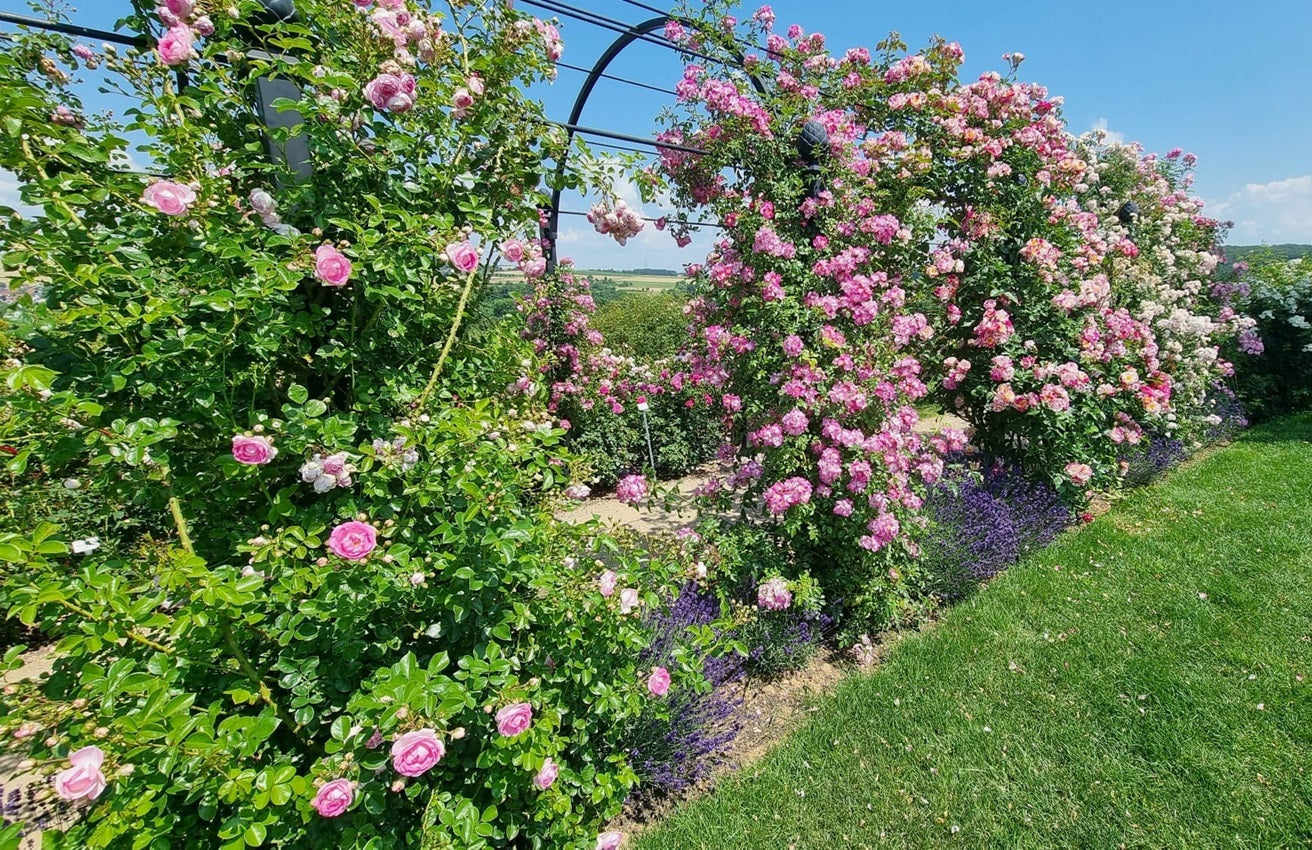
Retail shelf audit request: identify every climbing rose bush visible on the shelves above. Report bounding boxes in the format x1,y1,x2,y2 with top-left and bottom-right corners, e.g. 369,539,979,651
0,2,725,847
646,2,1247,624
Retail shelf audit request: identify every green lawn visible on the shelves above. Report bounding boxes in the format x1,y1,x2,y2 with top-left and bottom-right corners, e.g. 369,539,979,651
637,415,1312,849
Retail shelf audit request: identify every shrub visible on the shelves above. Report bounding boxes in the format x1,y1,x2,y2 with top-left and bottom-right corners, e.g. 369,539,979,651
1229,257,1312,420
647,5,1246,629
591,292,690,362
0,2,719,847
520,271,719,488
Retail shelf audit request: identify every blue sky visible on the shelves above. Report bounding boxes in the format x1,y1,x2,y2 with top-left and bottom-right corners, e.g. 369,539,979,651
3,0,1310,269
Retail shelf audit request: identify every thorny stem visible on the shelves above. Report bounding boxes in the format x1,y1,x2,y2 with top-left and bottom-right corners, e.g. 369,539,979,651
418,263,481,408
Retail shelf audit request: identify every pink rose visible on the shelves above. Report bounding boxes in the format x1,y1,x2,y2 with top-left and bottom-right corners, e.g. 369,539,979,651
596,832,624,850
1064,462,1094,487
312,778,354,817
501,239,525,263
619,588,640,614
598,569,617,597
232,434,277,465
444,240,481,273
163,0,195,17
533,756,558,790
53,745,107,802
192,14,214,36
156,26,195,66
496,702,532,737
314,244,353,287
451,88,474,118
327,521,377,561
522,257,547,279
391,729,445,777
141,180,196,216
363,72,416,113
647,666,670,697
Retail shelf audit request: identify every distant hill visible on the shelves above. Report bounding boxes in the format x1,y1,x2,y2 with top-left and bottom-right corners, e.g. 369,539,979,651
1223,244,1312,264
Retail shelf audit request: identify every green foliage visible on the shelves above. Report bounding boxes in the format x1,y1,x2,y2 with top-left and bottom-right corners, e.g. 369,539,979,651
568,392,721,489
1230,256,1312,420
591,293,689,362
0,2,727,847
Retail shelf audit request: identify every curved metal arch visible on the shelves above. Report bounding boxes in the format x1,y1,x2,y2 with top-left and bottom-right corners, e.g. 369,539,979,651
542,15,764,273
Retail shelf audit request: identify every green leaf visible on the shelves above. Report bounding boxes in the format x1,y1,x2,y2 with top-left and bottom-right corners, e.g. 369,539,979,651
287,384,309,405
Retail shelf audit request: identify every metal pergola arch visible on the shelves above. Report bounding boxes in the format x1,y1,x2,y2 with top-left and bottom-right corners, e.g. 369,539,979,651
540,12,764,273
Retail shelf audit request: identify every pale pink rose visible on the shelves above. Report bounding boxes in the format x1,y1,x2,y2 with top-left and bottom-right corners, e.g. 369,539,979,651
619,588,640,614
232,434,277,465
533,756,558,790
327,521,377,561
466,75,485,96
522,257,547,279
451,88,474,118
496,702,532,737
445,240,480,273
391,729,445,777
598,569,617,597
314,244,353,287
156,26,196,66
596,832,624,850
141,180,196,216
501,239,525,264
647,666,670,697
312,778,354,817
363,72,416,113
163,0,195,17
53,746,107,802
1064,462,1094,487
192,14,214,36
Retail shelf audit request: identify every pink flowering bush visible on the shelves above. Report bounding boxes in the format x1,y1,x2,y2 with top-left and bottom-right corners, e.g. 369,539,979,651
647,3,1249,626
0,3,727,847
518,268,720,487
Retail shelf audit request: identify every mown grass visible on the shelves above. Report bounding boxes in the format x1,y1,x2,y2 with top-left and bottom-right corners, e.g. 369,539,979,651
637,415,1312,849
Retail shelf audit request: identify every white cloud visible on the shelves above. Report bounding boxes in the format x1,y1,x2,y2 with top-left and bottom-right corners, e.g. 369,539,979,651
1089,118,1126,145
1208,175,1312,244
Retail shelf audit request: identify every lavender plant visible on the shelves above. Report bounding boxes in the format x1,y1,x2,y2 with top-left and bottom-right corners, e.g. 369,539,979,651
921,460,1072,598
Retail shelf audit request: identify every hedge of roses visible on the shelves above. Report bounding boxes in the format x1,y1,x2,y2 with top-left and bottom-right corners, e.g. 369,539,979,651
643,3,1249,625
0,2,726,847
518,267,720,488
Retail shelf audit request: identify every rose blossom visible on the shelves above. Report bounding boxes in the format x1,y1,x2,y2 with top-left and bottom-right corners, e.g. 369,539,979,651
390,729,445,777
647,666,670,697
53,746,107,802
598,569,617,597
445,240,480,273
312,778,354,817
501,239,525,263
614,474,648,505
232,434,277,465
596,832,624,850
156,26,195,66
533,757,558,790
1064,462,1093,487
496,702,533,737
314,244,353,287
327,520,377,561
363,72,416,113
619,588,640,614
756,577,792,611
141,180,196,216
